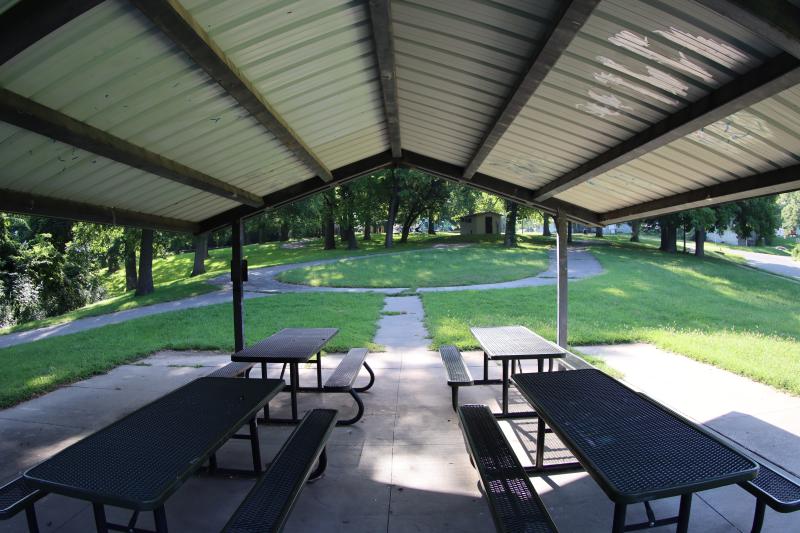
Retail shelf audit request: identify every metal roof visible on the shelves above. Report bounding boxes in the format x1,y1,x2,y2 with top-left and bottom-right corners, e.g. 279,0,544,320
0,0,798,232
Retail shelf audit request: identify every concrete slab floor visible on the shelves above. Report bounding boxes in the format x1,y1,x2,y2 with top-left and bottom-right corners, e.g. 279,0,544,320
0,341,797,532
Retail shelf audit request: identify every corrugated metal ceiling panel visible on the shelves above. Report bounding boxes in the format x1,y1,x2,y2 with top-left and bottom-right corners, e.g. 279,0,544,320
393,0,563,166
181,0,389,170
479,0,783,193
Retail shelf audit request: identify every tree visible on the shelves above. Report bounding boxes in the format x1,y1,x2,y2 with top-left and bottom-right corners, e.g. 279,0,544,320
322,190,337,250
595,226,603,238
396,172,448,243
682,208,717,257
778,192,800,234
542,213,551,236
504,201,518,247
653,215,680,252
384,169,400,248
629,220,641,242
191,232,208,276
338,183,359,250
135,229,154,296
730,197,780,245
124,229,138,291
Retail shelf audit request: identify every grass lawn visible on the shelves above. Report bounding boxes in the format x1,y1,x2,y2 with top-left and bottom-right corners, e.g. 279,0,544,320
0,233,467,335
276,237,550,288
0,292,384,408
421,241,800,395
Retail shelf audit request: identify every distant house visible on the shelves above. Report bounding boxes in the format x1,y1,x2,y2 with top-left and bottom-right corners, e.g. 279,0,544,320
458,212,505,235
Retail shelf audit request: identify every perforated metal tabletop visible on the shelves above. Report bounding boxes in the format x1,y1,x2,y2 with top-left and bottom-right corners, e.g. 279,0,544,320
232,328,338,363
512,369,758,504
470,326,565,360
24,377,283,510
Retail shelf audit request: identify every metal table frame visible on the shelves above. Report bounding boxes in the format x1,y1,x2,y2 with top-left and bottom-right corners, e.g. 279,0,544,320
24,377,284,533
232,328,339,424
470,326,565,418
512,369,759,533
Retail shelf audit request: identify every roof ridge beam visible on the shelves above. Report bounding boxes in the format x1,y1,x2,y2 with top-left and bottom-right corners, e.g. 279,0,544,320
0,188,199,233
462,0,600,180
600,164,800,224
0,0,104,66
402,151,600,226
197,149,394,234
368,0,402,158
534,52,800,201
0,89,264,208
132,0,334,182
693,0,800,59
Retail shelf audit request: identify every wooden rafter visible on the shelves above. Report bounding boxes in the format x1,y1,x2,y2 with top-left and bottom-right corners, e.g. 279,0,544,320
533,52,800,201
368,0,402,158
600,165,800,224
131,0,334,182
0,89,264,207
462,0,600,179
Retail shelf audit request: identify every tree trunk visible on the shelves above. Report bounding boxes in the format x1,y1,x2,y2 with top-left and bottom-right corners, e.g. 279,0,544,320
542,214,551,236
595,226,603,238
630,220,641,242
363,215,372,241
400,213,415,243
191,233,208,277
504,201,518,247
385,171,400,248
567,221,573,243
135,229,154,296
279,221,289,241
345,227,358,250
694,225,705,257
124,242,137,291
427,211,436,234
323,191,336,250
205,233,212,258
659,221,677,252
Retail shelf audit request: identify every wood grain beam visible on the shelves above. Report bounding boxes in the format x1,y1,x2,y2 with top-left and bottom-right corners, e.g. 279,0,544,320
131,0,334,182
368,0,402,158
462,0,600,179
0,89,264,207
534,52,800,201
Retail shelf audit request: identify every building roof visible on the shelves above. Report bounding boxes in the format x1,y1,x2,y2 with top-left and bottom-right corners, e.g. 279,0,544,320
458,212,504,220
1,0,799,233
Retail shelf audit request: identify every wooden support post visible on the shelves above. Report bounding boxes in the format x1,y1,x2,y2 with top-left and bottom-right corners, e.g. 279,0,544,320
231,219,245,352
556,215,568,348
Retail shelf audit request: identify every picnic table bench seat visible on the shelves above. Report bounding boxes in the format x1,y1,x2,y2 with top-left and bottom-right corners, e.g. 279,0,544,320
0,476,45,533
323,348,374,426
457,404,559,533
439,345,473,411
207,361,254,378
222,409,338,533
740,459,800,533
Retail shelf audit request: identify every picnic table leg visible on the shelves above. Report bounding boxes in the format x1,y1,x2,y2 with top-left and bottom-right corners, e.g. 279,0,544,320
483,351,489,381
316,351,322,389
536,416,546,468
501,359,509,414
677,494,692,533
549,357,554,371
249,417,262,473
611,503,627,533
261,362,270,420
92,503,109,533
290,362,300,422
153,506,169,533
537,358,544,373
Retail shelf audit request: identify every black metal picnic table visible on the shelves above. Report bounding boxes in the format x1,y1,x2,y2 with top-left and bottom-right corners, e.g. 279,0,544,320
512,369,759,533
470,325,565,417
232,327,339,423
23,377,284,533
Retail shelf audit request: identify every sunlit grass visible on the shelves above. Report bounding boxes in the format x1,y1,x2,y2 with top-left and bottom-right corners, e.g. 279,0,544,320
421,242,800,395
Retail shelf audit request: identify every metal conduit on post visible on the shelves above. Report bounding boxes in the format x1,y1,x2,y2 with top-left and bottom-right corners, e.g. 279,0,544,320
231,219,245,352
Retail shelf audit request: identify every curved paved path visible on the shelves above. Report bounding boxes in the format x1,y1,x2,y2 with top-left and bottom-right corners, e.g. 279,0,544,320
0,245,602,349
726,249,800,280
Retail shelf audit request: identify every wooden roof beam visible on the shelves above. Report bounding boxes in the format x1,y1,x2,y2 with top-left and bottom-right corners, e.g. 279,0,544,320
368,0,402,158
0,89,264,207
534,52,800,201
462,0,600,180
0,188,199,233
600,165,800,224
131,0,334,182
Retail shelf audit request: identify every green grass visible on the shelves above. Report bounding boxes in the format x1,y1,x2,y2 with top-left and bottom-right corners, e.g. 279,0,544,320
0,292,384,408
276,237,550,288
0,233,471,335
421,241,800,395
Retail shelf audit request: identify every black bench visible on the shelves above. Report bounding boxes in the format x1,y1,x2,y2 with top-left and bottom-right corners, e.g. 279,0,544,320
740,458,800,533
0,476,45,533
222,409,338,533
208,361,254,378
457,404,558,533
323,348,374,426
440,345,473,411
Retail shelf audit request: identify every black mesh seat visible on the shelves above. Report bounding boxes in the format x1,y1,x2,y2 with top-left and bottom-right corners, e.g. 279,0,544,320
222,409,338,533
439,345,473,411
323,348,373,426
207,362,254,378
457,404,558,533
740,460,800,532
0,476,45,533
